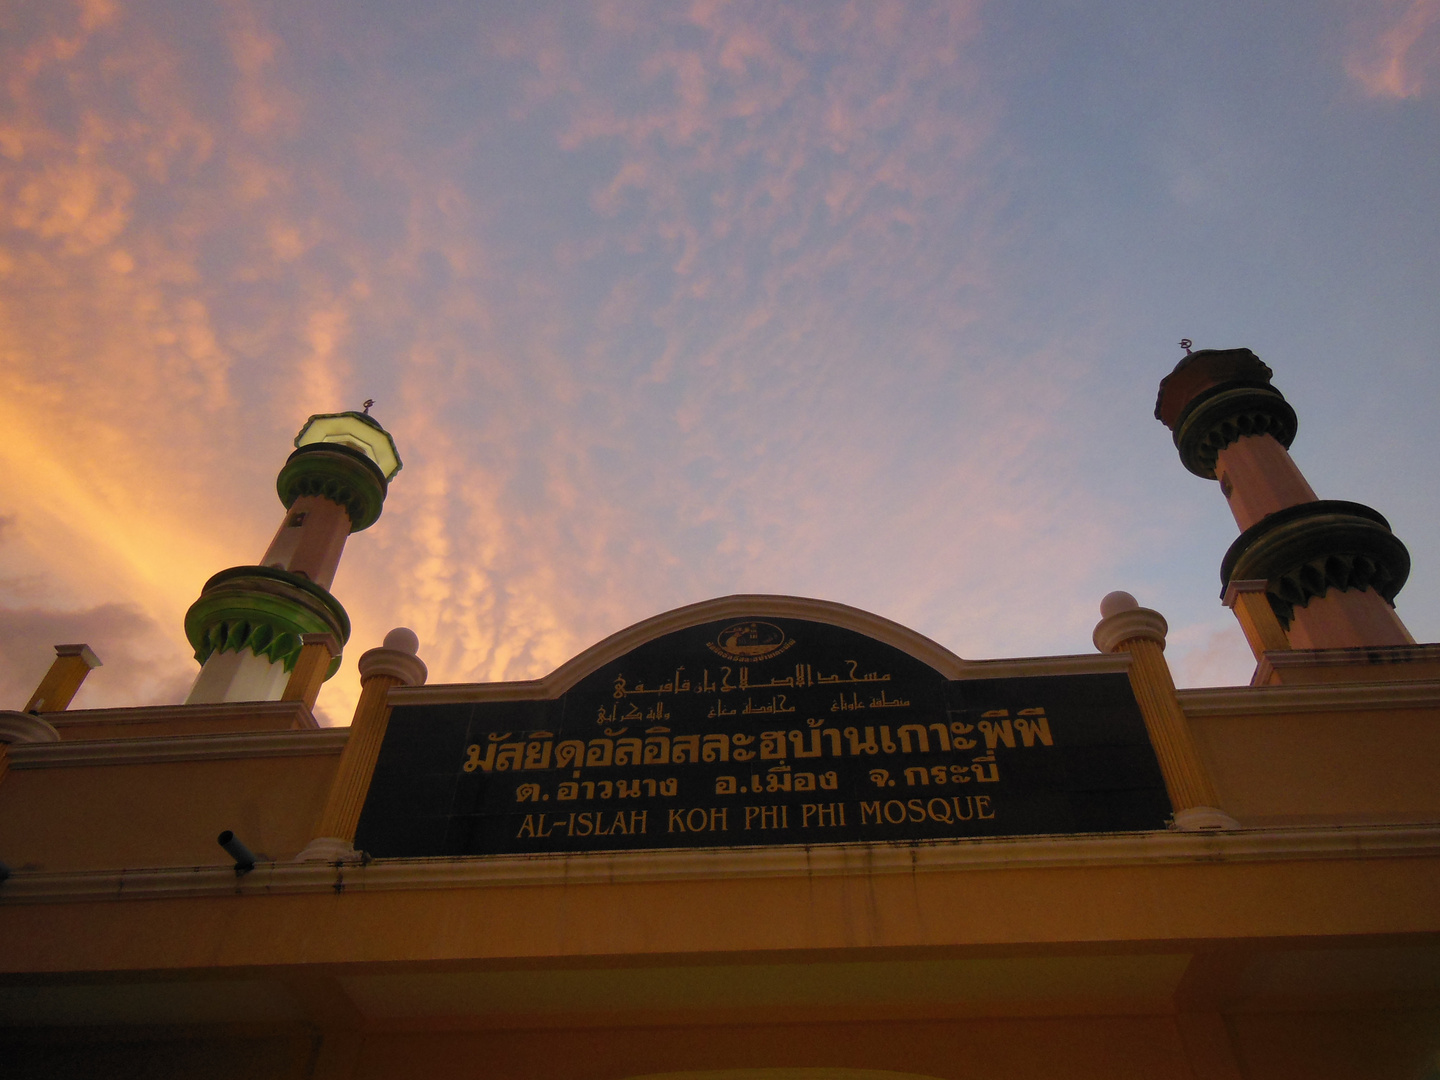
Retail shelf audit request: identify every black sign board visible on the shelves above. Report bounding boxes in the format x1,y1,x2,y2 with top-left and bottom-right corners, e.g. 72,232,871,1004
355,617,1171,858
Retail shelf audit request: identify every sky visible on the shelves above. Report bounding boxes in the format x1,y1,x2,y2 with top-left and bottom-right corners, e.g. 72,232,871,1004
2,0,1438,725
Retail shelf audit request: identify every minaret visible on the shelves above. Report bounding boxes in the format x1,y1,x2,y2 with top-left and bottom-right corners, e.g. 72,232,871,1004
183,409,402,704
1155,348,1412,651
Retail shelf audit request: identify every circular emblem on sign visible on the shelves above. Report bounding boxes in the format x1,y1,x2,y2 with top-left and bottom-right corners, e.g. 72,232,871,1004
707,621,795,662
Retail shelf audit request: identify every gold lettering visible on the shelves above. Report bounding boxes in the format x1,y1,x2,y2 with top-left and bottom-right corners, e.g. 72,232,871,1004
897,724,930,753
586,739,614,767
643,736,671,764
844,726,879,755
702,733,730,762
615,738,643,766
464,743,494,773
802,802,842,828
979,718,1015,749
971,753,999,782
789,729,823,758
556,740,585,769
1015,710,1054,747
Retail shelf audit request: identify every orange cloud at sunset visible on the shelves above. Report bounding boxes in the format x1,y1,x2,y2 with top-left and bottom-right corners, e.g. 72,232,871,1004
2,0,1437,725
1347,0,1440,98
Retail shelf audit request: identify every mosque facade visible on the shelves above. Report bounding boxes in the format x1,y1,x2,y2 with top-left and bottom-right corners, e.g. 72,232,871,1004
1,350,1437,1079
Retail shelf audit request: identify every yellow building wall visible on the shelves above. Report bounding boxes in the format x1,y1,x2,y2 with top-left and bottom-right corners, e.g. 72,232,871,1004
0,751,339,872
1189,701,1440,826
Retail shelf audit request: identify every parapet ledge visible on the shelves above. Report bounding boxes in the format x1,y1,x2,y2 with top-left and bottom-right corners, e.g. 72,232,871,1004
40,699,320,740
3,822,1438,906
1251,642,1440,687
7,726,349,769
1177,676,1440,717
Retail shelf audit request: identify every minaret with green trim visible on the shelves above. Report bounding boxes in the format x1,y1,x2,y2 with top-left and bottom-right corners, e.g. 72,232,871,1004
183,410,402,704
1155,348,1413,650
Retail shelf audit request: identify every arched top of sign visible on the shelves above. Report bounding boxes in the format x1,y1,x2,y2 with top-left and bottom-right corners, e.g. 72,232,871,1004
392,594,1127,705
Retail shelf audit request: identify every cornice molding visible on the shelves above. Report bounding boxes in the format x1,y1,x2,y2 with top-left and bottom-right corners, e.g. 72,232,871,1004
3,823,1436,906
1178,679,1440,717
7,727,349,769
44,699,320,733
391,594,1131,705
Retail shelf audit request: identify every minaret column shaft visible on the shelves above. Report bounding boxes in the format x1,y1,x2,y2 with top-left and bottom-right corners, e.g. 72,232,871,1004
1286,588,1414,650
1214,435,1317,530
260,494,352,589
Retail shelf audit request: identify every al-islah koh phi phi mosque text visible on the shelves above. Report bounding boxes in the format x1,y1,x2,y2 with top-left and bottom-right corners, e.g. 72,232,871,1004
1,348,1439,1079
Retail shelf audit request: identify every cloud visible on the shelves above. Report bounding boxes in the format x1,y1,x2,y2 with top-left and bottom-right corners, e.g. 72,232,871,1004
1164,621,1256,690
1,0,1261,729
0,602,195,712
1346,0,1440,99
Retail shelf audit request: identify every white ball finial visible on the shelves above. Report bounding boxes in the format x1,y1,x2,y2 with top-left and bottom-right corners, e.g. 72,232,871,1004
382,627,420,654
1093,592,1167,653
1100,591,1140,618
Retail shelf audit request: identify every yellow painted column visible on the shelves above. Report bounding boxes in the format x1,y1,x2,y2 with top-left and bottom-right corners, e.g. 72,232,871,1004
1222,578,1290,667
296,628,426,862
24,644,101,713
281,633,340,714
1093,592,1238,831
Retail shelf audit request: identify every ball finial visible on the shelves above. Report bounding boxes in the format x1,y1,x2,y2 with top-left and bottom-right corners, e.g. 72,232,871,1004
382,627,420,654
1099,591,1140,618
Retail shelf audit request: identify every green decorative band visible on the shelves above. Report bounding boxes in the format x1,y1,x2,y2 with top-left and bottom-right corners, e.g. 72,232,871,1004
1173,383,1298,479
184,565,351,675
1219,501,1410,628
276,443,388,532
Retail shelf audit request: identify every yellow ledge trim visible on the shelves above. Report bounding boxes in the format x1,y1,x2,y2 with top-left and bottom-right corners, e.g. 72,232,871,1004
7,728,349,768
2,823,1437,906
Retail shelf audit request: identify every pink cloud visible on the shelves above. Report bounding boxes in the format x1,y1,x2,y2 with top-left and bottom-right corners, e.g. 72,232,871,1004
1346,0,1440,98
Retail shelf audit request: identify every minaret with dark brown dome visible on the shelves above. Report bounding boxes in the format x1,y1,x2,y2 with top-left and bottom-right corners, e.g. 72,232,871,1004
1156,347,1413,651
